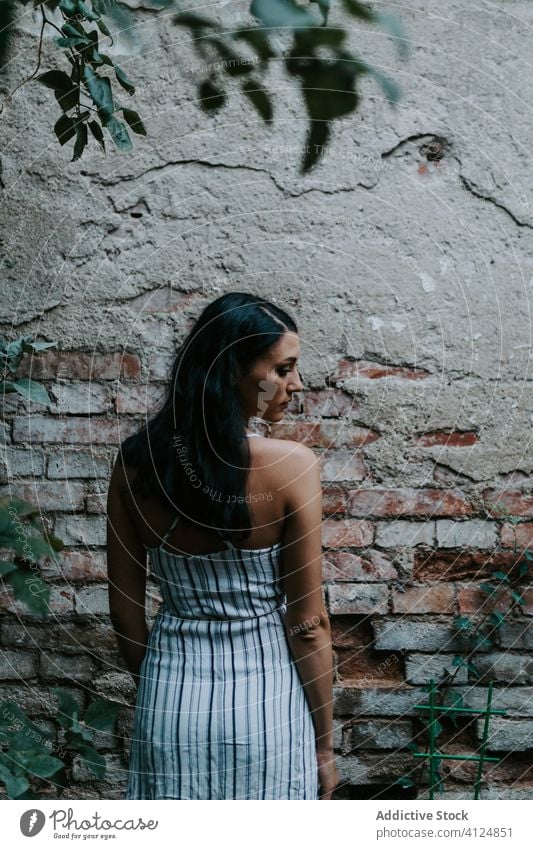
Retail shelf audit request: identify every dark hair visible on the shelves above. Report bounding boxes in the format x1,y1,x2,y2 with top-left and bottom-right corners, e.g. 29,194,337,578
119,292,298,544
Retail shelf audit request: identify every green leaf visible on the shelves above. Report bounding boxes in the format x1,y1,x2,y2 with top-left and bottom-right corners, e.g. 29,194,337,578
522,550,533,561
198,78,226,112
105,116,133,150
6,569,50,617
72,120,88,162
11,378,51,406
480,581,497,595
59,0,78,14
0,764,29,799
55,36,91,48
84,698,120,732
472,633,493,650
310,0,331,25
362,62,401,104
88,120,106,153
30,754,64,779
114,64,135,95
0,700,29,730
97,18,112,38
61,23,86,39
35,70,73,92
518,561,530,578
76,0,101,22
491,570,511,582
511,590,526,605
341,0,375,22
97,53,114,68
241,79,273,122
488,611,506,627
78,746,106,779
21,339,57,353
452,655,465,667
375,11,409,59
52,688,81,729
455,615,474,631
98,0,138,49
122,108,146,135
251,0,318,30
467,661,481,678
84,66,114,120
54,85,79,114
0,560,17,577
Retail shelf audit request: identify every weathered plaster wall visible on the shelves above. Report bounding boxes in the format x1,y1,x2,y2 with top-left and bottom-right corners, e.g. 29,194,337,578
1,1,532,799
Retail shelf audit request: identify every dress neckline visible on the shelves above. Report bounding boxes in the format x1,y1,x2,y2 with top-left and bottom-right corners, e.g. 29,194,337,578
144,540,283,558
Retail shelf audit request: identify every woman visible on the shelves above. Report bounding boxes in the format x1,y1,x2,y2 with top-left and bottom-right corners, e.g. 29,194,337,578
106,292,339,800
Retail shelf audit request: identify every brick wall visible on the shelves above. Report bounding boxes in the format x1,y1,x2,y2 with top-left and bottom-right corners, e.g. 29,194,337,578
1,349,532,799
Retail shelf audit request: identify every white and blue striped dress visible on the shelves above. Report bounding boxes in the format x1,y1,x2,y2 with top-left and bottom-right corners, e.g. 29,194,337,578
124,436,319,800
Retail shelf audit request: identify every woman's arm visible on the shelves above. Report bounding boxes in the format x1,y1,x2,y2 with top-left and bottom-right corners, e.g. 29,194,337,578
106,456,150,688
279,444,335,752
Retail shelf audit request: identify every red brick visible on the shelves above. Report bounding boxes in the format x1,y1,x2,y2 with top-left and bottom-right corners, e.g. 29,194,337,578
416,430,479,447
17,351,141,380
329,357,430,382
271,420,379,447
41,551,108,581
0,480,85,510
501,522,533,550
0,586,74,615
392,583,454,613
322,519,374,548
483,489,533,518
322,485,348,515
319,449,368,482
302,389,355,418
114,384,165,414
13,416,138,445
457,585,512,615
347,487,473,517
323,550,398,582
330,618,404,684
414,548,532,581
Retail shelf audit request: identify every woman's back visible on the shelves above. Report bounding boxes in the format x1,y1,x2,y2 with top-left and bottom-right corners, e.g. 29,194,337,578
123,434,322,799
127,434,304,555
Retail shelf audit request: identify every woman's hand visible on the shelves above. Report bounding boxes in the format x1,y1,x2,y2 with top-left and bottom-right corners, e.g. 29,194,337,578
316,748,340,800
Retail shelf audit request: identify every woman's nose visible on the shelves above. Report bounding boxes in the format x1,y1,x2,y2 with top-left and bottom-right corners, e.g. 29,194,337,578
289,371,304,392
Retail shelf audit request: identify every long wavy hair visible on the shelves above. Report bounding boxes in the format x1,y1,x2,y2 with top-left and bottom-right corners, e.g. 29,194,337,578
119,292,298,544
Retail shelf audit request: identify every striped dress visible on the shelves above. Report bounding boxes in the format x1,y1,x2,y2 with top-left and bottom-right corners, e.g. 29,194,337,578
124,435,319,800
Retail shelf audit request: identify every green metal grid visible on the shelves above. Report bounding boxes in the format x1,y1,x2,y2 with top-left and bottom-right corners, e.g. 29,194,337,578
412,679,507,799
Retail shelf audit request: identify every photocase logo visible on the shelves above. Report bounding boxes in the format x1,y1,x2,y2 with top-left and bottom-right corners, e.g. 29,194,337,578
256,377,277,417
20,809,46,836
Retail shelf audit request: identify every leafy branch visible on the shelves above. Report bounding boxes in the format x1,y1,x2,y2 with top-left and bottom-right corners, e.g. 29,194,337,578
0,0,408,170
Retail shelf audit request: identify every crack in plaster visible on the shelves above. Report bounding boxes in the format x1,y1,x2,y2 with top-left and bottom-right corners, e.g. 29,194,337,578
80,157,376,199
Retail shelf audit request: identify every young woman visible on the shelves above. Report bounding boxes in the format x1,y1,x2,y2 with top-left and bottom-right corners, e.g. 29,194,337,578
106,292,339,800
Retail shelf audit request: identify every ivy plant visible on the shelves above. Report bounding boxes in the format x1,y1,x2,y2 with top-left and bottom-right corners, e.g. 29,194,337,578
398,502,531,797
0,689,121,798
1,334,64,616
0,0,407,171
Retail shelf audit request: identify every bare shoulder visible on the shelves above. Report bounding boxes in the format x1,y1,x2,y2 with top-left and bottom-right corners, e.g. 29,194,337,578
251,437,318,479
108,450,140,506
